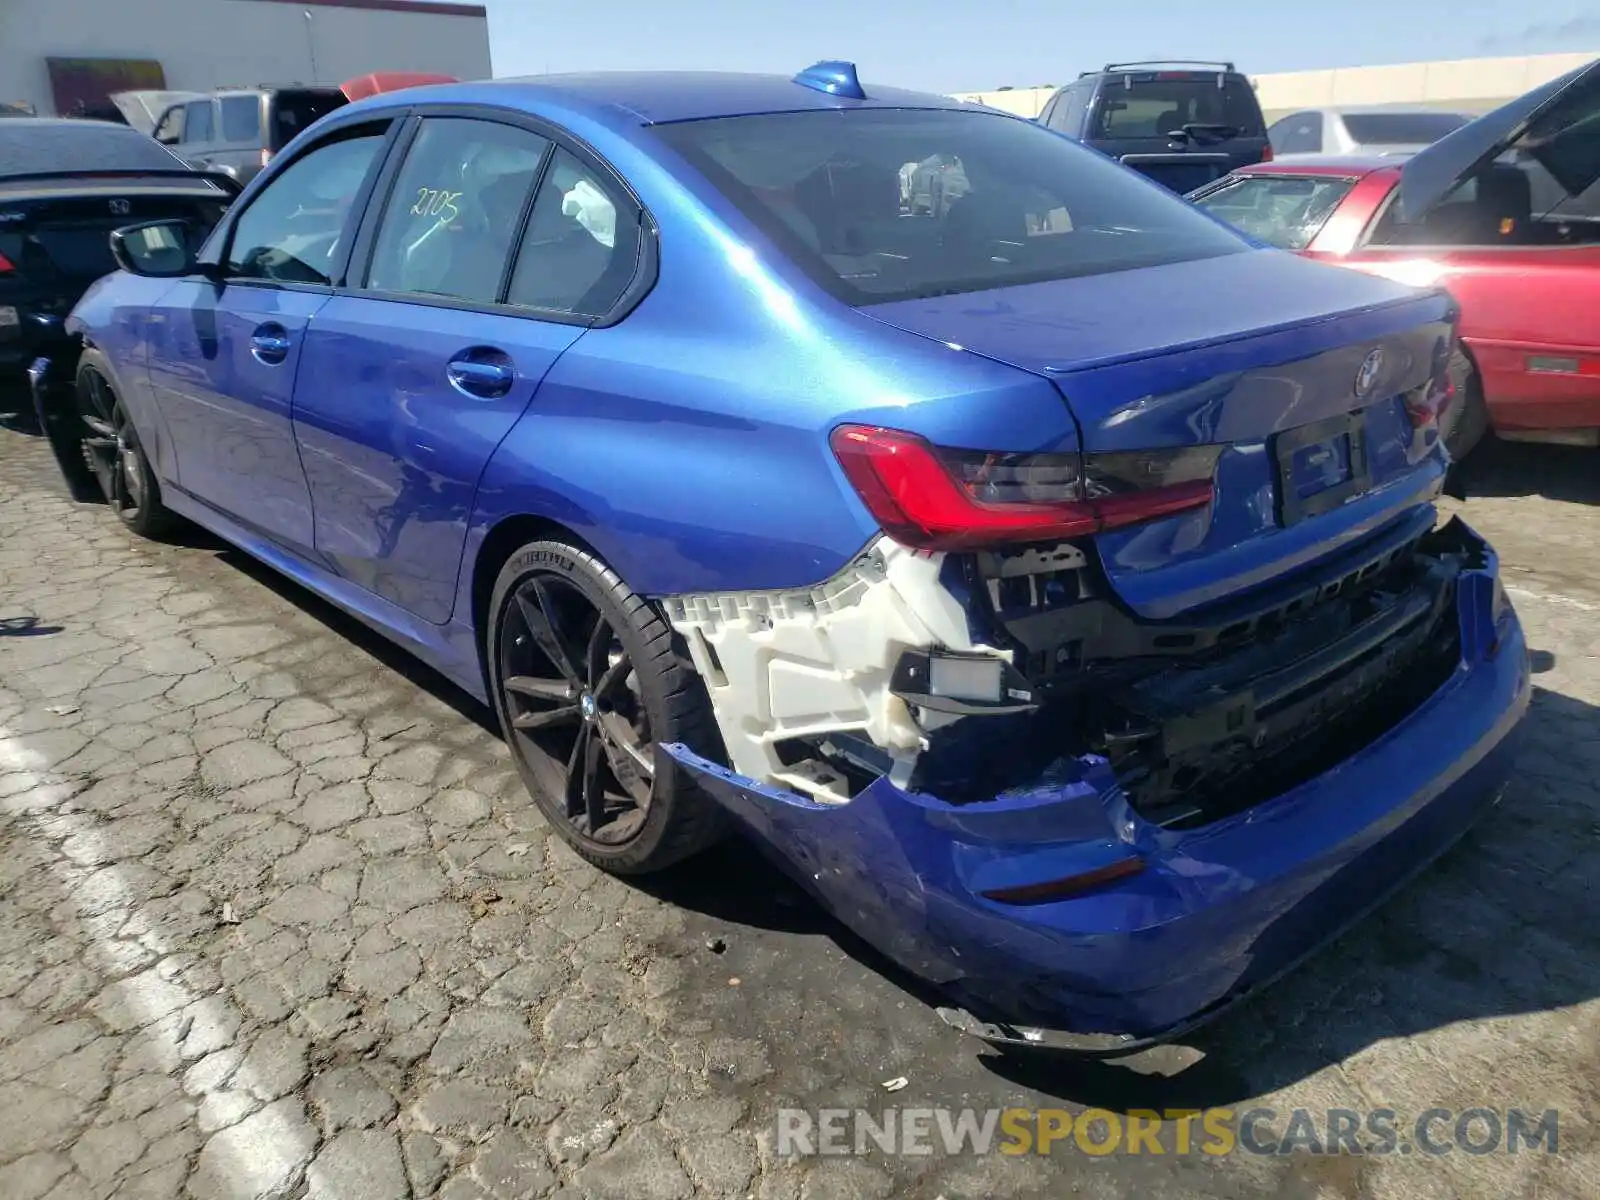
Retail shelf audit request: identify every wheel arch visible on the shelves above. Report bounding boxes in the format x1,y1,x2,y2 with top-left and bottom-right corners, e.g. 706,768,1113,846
467,512,605,693
30,334,99,501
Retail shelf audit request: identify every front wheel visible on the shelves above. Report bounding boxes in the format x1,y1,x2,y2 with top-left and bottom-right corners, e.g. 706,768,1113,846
486,539,727,875
75,353,175,538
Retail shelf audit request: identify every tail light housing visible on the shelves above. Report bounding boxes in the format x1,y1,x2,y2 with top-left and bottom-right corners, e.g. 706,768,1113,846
1259,144,1274,163
0,249,14,274
1406,329,1459,431
830,425,1220,552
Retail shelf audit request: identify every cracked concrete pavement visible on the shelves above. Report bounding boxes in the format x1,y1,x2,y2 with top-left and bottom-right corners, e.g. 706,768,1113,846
1,418,1597,1200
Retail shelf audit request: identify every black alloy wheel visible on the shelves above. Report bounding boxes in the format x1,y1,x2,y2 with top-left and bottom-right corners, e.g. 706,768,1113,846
75,356,173,537
488,540,726,873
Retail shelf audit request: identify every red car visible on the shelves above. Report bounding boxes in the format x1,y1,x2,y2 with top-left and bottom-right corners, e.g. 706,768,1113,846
1191,60,1600,458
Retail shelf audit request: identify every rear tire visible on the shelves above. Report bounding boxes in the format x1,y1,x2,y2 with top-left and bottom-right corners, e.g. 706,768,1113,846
486,538,728,875
75,351,175,539
1441,348,1490,464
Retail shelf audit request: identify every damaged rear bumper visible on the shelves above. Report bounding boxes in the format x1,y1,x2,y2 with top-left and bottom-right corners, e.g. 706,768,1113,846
660,519,1530,1054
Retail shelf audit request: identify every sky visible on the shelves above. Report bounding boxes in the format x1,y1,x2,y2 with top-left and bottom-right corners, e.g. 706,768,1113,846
476,0,1600,93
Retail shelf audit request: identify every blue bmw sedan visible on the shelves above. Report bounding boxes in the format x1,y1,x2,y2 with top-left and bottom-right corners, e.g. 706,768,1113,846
32,63,1529,1052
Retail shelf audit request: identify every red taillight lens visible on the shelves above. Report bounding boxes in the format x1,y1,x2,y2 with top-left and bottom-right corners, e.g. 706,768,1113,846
1407,333,1458,430
829,425,1219,552
0,249,14,274
1259,144,1274,163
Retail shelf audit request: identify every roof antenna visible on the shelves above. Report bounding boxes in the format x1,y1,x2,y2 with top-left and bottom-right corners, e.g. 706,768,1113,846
793,61,866,100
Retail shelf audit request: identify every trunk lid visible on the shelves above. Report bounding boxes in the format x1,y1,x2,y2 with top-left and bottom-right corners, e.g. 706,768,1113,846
1398,57,1600,221
109,90,206,137
867,249,1456,618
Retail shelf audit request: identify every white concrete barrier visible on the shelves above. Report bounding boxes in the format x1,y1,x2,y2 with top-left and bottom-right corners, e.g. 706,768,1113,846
952,50,1599,123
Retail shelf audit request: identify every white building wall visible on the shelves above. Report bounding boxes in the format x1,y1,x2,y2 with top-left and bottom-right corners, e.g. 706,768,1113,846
0,0,491,116
952,50,1599,123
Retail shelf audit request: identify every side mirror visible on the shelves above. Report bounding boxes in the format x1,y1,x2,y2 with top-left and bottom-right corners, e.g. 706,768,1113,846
110,219,201,278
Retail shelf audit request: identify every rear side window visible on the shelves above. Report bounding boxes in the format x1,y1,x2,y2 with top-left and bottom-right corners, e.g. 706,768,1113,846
184,101,215,144
220,95,262,143
507,147,639,316
1192,174,1356,250
365,117,550,304
270,90,347,151
1052,83,1090,135
1340,112,1469,145
653,107,1248,305
1269,112,1323,155
1090,73,1265,139
226,130,387,284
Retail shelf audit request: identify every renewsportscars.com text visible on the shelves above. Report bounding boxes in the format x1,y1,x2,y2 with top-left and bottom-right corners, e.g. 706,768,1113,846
775,1106,1560,1158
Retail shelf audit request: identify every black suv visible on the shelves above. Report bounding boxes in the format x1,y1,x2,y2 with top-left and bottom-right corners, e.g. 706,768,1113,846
1036,61,1270,192
152,86,347,186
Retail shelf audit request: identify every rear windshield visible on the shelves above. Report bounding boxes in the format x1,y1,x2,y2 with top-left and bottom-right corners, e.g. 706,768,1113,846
0,195,227,280
269,90,346,151
0,121,184,178
652,108,1250,305
1192,174,1356,250
1090,73,1265,140
1341,112,1468,145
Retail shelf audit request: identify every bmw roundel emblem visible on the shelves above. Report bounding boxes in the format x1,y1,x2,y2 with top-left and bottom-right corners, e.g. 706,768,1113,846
1355,348,1384,398
108,198,131,215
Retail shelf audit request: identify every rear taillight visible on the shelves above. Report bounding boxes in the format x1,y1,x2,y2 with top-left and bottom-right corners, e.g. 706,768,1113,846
1259,144,1274,163
0,250,14,274
1406,332,1457,430
829,425,1219,552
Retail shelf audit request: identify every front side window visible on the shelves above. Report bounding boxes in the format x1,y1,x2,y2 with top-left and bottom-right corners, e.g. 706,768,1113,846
1192,174,1356,250
506,148,638,316
225,130,387,284
365,118,550,304
1055,84,1089,135
1369,159,1600,248
183,101,215,144
653,107,1250,304
220,95,262,144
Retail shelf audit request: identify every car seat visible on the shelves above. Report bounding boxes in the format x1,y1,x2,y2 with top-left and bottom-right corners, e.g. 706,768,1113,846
798,161,900,254
1475,164,1533,242
1413,164,1533,246
1152,106,1185,138
941,186,1030,257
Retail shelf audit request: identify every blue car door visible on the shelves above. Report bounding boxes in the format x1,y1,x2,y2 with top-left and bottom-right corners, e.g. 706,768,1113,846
291,115,642,624
145,124,397,554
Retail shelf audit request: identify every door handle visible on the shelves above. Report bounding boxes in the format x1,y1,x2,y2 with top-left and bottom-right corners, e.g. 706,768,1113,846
446,353,515,399
250,325,291,364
